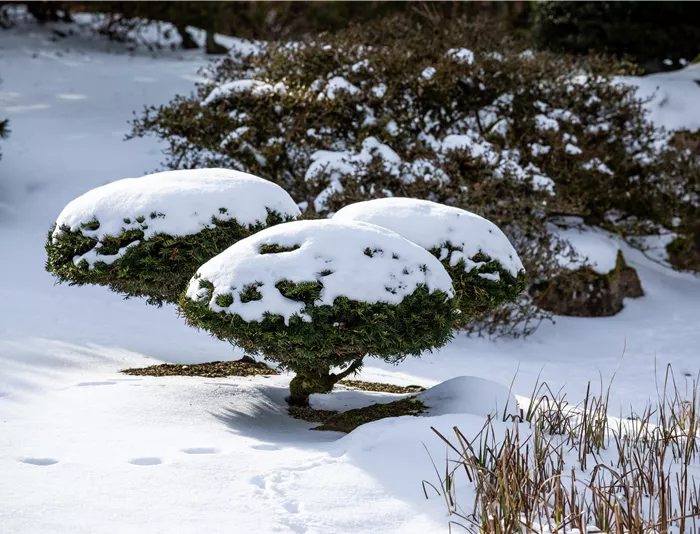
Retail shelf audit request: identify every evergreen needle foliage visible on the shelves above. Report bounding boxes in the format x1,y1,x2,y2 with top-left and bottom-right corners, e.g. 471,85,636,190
46,210,293,307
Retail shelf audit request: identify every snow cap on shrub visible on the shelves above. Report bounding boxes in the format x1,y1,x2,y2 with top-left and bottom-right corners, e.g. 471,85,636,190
46,169,300,305
52,169,300,252
185,218,454,324
333,197,523,276
333,198,526,319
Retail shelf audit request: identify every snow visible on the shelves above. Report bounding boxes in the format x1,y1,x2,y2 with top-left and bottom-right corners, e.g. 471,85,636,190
552,222,622,274
305,138,405,211
185,219,455,324
2,15,700,534
619,63,700,132
202,79,275,105
530,143,551,157
370,83,387,98
534,114,560,132
421,67,436,80
565,143,583,155
582,157,614,175
446,48,475,65
332,197,524,277
441,132,494,160
52,169,301,267
322,76,360,100
417,376,518,418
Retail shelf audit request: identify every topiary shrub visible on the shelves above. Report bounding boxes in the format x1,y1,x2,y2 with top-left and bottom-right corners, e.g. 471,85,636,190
130,15,700,333
333,198,526,324
179,219,455,406
46,168,301,306
531,1,700,73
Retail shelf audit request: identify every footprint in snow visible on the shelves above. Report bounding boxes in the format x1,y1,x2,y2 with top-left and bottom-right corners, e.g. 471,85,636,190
129,457,163,466
283,502,300,514
182,447,219,455
250,475,266,489
56,93,87,101
20,457,58,466
280,517,307,534
76,381,116,387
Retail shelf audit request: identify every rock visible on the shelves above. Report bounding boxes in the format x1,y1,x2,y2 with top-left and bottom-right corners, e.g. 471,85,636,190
531,250,643,317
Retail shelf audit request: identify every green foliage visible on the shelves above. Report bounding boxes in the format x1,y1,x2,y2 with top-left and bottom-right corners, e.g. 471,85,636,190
180,279,453,405
667,234,700,273
531,1,700,72
432,245,527,326
45,210,291,306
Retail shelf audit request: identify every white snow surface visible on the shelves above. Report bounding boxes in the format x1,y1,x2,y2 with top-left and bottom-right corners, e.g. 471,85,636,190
3,16,700,534
553,223,624,274
52,169,300,265
417,376,518,418
333,198,524,277
619,63,700,132
186,219,454,323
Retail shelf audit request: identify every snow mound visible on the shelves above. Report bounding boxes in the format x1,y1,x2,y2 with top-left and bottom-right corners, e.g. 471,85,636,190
418,376,518,418
53,169,300,251
332,198,524,277
552,223,622,274
185,219,454,324
618,63,700,132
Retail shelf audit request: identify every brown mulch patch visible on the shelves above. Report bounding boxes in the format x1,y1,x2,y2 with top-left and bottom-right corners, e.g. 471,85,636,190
121,362,427,394
310,397,426,433
121,359,278,378
288,405,339,423
337,380,426,394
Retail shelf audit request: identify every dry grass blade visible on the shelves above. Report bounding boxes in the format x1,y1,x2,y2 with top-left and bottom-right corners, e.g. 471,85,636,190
426,369,700,533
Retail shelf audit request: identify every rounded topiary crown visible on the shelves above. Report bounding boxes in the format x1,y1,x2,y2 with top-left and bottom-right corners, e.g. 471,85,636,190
180,219,455,372
46,169,301,306
333,197,526,318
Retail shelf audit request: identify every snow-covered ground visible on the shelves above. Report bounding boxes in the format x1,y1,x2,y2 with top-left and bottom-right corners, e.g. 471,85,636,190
619,62,700,132
1,20,700,534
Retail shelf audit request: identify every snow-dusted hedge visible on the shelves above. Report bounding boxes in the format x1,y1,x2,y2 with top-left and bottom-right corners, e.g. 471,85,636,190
180,219,455,405
130,16,700,333
333,198,526,322
46,169,301,306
